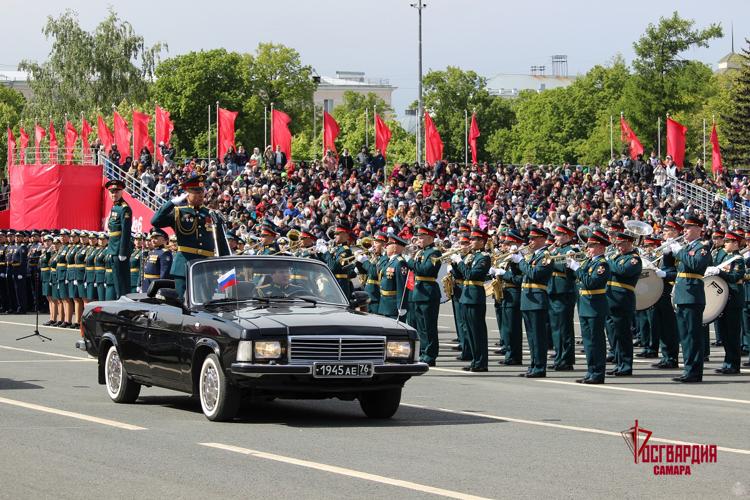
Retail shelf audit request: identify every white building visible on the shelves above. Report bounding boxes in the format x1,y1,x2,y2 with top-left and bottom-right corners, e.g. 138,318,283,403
314,71,396,113
486,73,578,98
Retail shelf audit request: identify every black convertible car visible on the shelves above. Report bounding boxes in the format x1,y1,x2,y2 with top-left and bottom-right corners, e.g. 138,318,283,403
76,256,427,421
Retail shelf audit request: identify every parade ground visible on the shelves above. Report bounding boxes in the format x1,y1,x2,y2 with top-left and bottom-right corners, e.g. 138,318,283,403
0,305,748,499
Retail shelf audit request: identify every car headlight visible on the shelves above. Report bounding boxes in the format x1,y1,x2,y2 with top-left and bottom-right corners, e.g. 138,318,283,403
236,341,253,362
386,341,411,359
254,341,282,360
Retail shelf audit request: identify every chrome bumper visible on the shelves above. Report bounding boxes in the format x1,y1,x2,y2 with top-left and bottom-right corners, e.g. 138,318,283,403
230,362,429,378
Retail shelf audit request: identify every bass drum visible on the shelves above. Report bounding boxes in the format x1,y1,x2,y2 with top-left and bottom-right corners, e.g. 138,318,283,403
670,275,729,325
437,263,451,303
635,268,663,310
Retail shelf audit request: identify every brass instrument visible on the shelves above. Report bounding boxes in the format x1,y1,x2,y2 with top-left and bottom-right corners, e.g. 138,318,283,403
546,251,587,263
439,247,465,262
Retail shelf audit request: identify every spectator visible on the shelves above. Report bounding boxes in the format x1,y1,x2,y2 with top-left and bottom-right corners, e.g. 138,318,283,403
139,146,152,168
356,146,370,169
338,148,354,171
250,147,263,168
274,145,288,169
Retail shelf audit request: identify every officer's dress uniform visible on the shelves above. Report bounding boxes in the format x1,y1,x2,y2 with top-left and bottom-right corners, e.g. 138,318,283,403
104,253,116,300
743,255,750,361
499,262,524,365
130,246,143,293
406,245,443,365
142,246,173,294
576,254,611,382
605,249,641,375
95,247,107,301
10,242,28,313
40,247,51,299
711,245,727,347
377,254,407,320
651,250,679,367
56,244,68,301
84,245,97,300
714,250,745,373
673,238,711,381
151,200,215,297
518,248,553,376
107,200,133,298
549,243,578,369
75,243,87,299
357,253,388,314
64,242,78,299
450,259,471,361
48,248,59,301
323,244,356,300
457,249,491,370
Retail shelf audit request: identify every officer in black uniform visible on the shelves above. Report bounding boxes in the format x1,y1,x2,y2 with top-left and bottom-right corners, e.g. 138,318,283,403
10,231,29,314
141,228,173,294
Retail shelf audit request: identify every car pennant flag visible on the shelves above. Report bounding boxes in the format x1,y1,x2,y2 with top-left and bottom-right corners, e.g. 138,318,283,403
217,268,237,291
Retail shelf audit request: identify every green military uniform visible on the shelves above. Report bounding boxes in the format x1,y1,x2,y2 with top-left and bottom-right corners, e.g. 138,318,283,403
499,261,524,365
450,256,472,361
377,254,407,320
259,242,280,255
95,245,107,301
56,243,69,300
605,247,642,375
323,244,356,299
130,245,143,293
650,249,679,367
65,240,79,299
151,199,215,297
357,252,388,314
713,247,745,373
711,243,727,347
548,237,578,369
406,243,443,365
40,244,51,299
74,242,87,299
84,244,98,300
104,253,116,300
575,253,610,382
256,281,305,298
518,246,553,376
673,235,711,381
106,196,133,299
457,248,491,370
743,255,750,364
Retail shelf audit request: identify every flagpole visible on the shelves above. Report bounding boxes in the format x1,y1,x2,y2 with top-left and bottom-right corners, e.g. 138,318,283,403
610,115,615,159
264,105,268,151
270,102,274,155
207,104,211,161
702,118,706,166
464,109,468,167
657,116,661,159
215,101,219,161
365,107,369,149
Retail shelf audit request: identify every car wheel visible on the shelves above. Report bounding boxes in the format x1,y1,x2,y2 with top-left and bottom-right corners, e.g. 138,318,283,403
359,387,402,419
199,353,240,421
104,345,141,403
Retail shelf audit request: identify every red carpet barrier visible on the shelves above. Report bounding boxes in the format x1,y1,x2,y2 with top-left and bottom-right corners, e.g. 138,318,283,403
9,164,104,230
101,182,160,234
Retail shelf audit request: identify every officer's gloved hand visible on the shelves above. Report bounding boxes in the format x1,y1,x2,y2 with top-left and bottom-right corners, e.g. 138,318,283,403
509,245,518,253
17,275,23,280
704,266,720,277
510,253,522,263
73,280,78,286
450,253,462,264
136,287,142,293
118,255,127,262
496,267,507,276
171,193,188,205
566,258,580,271
656,269,667,278
670,242,683,254
356,254,368,263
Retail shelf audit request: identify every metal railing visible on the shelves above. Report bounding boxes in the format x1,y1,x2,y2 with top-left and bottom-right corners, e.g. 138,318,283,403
9,146,99,166
670,174,750,229
100,154,165,211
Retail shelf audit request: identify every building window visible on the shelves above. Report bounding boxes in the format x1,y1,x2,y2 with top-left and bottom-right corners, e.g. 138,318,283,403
323,99,334,113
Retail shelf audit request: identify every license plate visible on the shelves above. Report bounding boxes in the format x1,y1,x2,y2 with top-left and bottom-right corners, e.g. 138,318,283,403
313,362,373,378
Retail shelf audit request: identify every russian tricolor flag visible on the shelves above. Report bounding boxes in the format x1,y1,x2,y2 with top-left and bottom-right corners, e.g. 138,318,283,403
217,268,237,291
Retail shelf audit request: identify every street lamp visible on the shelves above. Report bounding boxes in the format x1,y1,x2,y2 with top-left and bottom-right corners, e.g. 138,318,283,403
410,1,426,165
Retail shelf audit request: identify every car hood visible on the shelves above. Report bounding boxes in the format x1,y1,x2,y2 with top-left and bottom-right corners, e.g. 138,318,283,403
225,304,412,337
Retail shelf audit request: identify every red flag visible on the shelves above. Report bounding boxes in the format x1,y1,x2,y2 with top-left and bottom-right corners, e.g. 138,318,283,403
271,109,292,161
217,107,238,161
666,117,687,168
405,270,415,291
6,127,15,167
323,111,340,155
81,117,92,153
48,121,58,163
132,110,153,160
19,127,29,164
375,113,391,159
97,115,114,154
423,112,443,165
64,121,78,164
34,124,46,164
155,105,174,161
710,124,723,175
113,111,131,159
469,113,480,164
620,116,644,160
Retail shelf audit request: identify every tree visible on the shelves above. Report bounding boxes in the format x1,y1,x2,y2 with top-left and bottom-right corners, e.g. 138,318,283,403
721,40,750,168
0,86,26,170
19,8,166,123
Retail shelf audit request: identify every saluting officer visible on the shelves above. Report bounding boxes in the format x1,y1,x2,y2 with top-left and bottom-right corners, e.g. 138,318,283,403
548,223,578,371
320,222,356,299
151,174,215,297
452,227,491,372
513,226,553,378
495,231,525,366
567,227,611,384
356,231,388,314
141,228,172,294
377,235,408,320
105,179,133,299
705,230,746,375
406,225,443,366
666,215,711,383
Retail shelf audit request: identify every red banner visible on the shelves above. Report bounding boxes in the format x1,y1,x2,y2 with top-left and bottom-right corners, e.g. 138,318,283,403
113,111,131,160
97,115,113,154
271,109,292,162
81,117,92,153
155,105,174,161
323,111,340,155
9,164,103,230
34,124,46,164
469,113,480,164
620,116,644,160
666,117,687,168
375,114,391,159
0,210,9,229
218,107,238,161
64,121,79,164
6,127,15,167
132,110,153,160
18,127,29,164
48,121,58,163
710,124,722,175
424,112,443,165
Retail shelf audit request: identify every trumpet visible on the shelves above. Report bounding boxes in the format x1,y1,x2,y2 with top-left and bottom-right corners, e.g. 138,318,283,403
439,247,466,262
546,251,587,262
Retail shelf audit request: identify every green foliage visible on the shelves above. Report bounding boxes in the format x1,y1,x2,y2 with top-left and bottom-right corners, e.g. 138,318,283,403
19,8,166,124
721,40,750,168
0,86,26,170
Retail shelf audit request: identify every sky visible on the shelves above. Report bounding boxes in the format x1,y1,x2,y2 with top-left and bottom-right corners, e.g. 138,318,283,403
1,0,748,118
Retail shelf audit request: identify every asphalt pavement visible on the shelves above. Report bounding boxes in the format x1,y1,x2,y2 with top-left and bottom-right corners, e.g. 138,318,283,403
0,306,749,499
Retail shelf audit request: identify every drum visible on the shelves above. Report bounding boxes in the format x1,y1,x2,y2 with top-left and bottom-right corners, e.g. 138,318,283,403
437,263,451,303
635,268,663,310
702,275,729,324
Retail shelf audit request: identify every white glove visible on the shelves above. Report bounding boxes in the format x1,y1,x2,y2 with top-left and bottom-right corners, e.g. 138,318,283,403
495,267,507,276
704,266,720,277
73,280,78,286
315,243,328,254
65,280,69,284
656,269,666,278
171,193,188,204
0,273,4,278
17,275,23,280
450,253,462,263
118,255,127,262
510,253,522,263
670,242,683,254
136,287,142,293
662,245,672,255
356,254,368,263
488,266,498,276
509,245,518,252
246,249,256,255
566,258,580,271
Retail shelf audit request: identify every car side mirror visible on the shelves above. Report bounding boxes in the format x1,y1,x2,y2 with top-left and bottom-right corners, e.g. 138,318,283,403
349,291,370,309
156,288,182,307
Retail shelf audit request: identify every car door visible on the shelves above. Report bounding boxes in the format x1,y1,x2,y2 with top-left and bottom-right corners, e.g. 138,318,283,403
116,305,153,380
146,304,189,391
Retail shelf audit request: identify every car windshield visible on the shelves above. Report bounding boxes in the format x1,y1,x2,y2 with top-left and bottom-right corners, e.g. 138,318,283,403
188,257,349,307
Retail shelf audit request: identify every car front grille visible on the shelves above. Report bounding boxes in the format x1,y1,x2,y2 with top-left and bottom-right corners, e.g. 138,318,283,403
288,336,386,364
